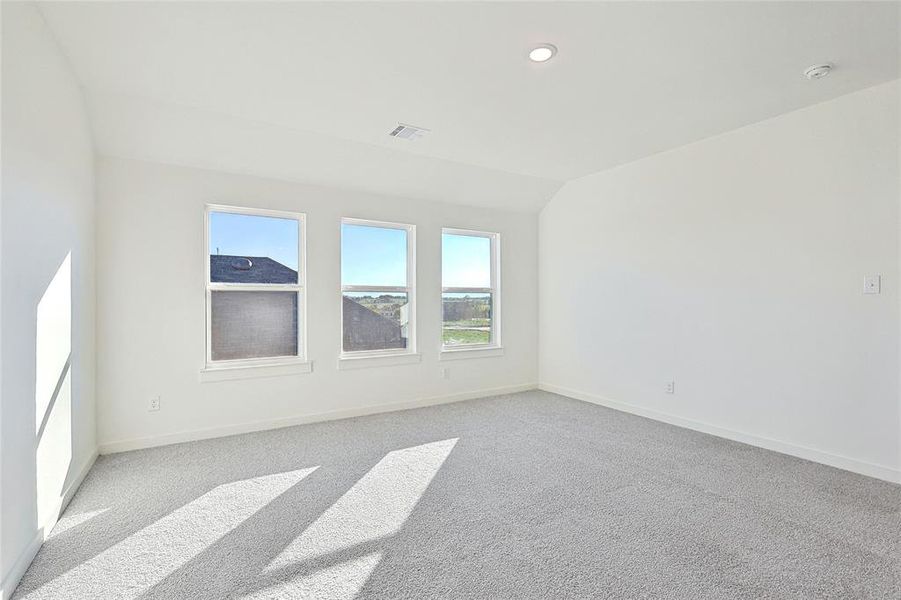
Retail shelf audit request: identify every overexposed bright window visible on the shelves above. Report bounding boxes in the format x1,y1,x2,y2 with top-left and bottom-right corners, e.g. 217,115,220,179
341,219,416,356
205,205,305,367
442,229,499,349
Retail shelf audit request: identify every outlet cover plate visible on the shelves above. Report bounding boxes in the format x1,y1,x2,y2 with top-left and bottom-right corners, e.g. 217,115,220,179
864,275,881,295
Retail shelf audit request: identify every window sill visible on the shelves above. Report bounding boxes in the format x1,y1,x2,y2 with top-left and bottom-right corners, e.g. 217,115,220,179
337,352,422,370
199,360,313,382
440,346,504,361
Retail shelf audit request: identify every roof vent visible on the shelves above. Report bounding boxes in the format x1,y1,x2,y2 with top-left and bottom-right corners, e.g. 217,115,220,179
389,123,429,141
231,258,253,270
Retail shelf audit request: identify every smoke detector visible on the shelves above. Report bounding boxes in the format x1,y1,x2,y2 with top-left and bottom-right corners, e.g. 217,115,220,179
389,123,429,140
804,63,833,80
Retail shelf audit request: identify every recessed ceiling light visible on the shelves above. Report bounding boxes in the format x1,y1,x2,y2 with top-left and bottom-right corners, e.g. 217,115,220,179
804,63,833,80
529,44,557,63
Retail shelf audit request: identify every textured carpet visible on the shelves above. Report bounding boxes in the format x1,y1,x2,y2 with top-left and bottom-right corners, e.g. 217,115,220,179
13,390,901,599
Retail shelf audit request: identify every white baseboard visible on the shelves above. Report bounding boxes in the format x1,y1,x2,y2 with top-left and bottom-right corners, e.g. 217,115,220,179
58,449,99,518
539,383,901,485
0,531,42,600
1,449,99,600
100,383,538,454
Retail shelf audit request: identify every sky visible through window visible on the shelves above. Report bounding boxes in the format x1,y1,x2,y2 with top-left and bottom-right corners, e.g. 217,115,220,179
442,233,490,288
341,223,407,287
209,212,298,271
210,215,490,289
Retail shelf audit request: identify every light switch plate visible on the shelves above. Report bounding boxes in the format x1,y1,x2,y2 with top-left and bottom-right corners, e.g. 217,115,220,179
864,275,881,295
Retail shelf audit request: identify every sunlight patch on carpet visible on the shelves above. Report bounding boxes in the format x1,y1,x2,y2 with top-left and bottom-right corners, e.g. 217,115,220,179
18,467,318,600
252,438,458,598
50,507,109,536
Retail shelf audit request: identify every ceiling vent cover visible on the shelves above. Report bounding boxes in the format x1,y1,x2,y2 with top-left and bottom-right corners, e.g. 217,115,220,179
389,123,429,140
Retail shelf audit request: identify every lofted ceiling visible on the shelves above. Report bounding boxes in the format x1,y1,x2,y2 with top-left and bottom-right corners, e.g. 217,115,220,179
38,1,900,211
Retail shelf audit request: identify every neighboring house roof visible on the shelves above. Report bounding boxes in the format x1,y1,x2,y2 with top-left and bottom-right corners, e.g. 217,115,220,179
210,255,297,284
342,296,405,351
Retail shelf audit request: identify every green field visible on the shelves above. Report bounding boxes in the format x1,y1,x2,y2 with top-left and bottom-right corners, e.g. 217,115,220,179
443,328,490,345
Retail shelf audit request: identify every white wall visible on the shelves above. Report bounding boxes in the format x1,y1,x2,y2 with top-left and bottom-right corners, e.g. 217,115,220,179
83,91,563,212
95,157,537,451
539,81,901,483
1,2,97,596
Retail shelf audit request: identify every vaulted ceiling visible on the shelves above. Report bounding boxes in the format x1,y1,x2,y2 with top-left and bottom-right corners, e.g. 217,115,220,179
38,1,900,211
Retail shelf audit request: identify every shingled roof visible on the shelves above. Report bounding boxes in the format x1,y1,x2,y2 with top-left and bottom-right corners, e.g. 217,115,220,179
210,255,297,284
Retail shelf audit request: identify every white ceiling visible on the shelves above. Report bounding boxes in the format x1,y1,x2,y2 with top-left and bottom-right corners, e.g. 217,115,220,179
38,1,900,210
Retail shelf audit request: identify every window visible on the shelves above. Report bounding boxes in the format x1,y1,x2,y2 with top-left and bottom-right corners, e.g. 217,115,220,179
442,229,499,349
204,205,306,368
341,219,416,356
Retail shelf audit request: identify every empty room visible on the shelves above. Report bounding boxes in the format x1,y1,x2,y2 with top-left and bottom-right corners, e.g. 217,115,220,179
1,1,900,598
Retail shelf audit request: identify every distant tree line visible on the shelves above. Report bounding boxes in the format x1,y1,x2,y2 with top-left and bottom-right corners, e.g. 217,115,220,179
349,294,406,321
443,296,490,322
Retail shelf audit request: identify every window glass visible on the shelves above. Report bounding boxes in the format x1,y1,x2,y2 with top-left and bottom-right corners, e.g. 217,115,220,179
341,220,414,355
211,291,299,360
341,223,407,287
442,292,491,346
342,292,410,352
442,233,490,288
209,212,298,284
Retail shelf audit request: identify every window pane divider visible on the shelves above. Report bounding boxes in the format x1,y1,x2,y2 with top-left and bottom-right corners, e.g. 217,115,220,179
442,287,493,294
342,284,408,293
209,283,303,292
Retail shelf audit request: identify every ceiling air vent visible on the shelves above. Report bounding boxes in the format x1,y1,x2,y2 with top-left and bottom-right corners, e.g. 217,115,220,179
389,123,429,140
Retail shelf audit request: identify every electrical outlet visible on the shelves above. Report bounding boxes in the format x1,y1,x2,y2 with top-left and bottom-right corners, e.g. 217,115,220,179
148,396,161,412
864,275,881,295
441,368,450,380
665,381,675,394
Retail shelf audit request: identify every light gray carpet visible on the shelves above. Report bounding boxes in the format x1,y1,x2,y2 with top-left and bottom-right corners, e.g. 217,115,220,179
13,391,901,599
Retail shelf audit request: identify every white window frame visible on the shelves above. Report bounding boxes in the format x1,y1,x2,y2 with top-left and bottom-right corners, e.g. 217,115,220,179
202,204,309,376
441,228,501,354
339,217,417,364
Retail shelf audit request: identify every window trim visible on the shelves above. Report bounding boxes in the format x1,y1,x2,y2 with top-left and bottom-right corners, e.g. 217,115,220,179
441,227,501,352
339,217,417,361
203,204,308,371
